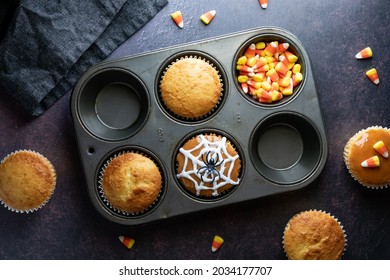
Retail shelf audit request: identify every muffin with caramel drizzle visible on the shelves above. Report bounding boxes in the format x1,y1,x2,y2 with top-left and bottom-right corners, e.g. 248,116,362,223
343,126,390,189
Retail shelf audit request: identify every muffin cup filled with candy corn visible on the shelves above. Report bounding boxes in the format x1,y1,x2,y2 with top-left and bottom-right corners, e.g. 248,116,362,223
233,33,306,107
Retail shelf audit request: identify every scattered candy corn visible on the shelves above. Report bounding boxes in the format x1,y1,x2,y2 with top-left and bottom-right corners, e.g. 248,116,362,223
361,155,380,168
200,10,216,25
211,235,224,252
119,236,135,249
355,47,373,59
236,40,303,104
373,140,389,158
366,68,379,85
259,0,268,9
171,11,184,29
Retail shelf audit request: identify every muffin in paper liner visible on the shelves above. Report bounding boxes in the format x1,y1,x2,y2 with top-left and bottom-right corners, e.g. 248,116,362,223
175,132,242,200
0,150,56,213
159,54,225,122
343,126,390,189
98,150,164,217
282,210,347,260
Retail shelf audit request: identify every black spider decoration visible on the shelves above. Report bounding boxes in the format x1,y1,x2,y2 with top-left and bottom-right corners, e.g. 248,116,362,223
197,151,224,184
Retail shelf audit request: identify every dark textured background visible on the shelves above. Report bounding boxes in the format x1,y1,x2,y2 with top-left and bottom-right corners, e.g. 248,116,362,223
1,0,390,259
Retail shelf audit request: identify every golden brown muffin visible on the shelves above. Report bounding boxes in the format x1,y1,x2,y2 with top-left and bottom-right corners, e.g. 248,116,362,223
344,126,390,188
160,57,222,119
101,152,162,213
176,134,241,197
0,150,56,213
283,210,345,260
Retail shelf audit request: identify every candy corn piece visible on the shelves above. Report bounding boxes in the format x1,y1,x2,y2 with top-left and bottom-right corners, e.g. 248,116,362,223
119,236,135,249
259,0,268,9
200,10,216,25
264,41,278,57
278,43,289,54
373,140,389,158
366,68,379,85
361,155,380,168
266,68,279,82
211,235,224,252
284,51,298,63
355,47,373,59
171,11,183,29
236,65,254,72
241,83,249,93
245,43,256,59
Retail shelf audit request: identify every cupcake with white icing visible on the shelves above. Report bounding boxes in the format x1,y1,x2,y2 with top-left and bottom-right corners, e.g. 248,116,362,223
176,133,241,197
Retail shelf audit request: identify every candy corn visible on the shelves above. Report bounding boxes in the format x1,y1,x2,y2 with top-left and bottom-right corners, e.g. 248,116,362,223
361,156,380,168
236,40,302,104
245,43,256,59
252,56,267,70
237,75,249,83
293,72,303,86
236,56,247,65
241,83,249,93
275,61,288,75
119,236,135,249
211,235,224,252
256,42,266,49
266,68,279,82
264,41,278,57
278,43,289,54
259,0,268,9
236,65,254,72
373,140,389,158
355,47,373,59
366,68,379,85
171,11,183,29
200,10,216,25
285,51,298,63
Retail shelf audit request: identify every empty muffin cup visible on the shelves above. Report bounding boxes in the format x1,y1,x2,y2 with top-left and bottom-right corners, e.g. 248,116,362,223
233,31,306,107
76,68,150,141
250,112,322,185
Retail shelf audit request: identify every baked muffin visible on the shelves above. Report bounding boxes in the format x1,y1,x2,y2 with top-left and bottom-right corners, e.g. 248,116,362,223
283,210,346,260
100,152,162,214
176,133,241,197
160,57,222,119
0,150,56,213
343,126,390,189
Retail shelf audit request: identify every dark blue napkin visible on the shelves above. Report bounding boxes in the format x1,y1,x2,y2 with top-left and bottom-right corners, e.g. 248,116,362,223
0,0,167,116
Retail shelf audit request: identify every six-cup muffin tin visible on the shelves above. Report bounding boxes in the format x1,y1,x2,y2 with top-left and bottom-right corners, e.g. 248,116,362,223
71,27,328,226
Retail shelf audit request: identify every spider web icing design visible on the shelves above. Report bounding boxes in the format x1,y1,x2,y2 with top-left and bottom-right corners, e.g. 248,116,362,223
177,135,240,196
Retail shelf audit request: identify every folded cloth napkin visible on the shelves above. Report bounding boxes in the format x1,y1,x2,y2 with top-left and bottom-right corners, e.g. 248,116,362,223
0,0,168,116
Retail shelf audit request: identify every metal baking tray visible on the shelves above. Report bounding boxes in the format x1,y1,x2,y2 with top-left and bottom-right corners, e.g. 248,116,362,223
71,27,328,226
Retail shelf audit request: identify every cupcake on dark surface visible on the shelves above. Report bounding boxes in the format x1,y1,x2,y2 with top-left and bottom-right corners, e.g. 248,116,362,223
99,152,162,214
176,133,241,197
344,126,390,189
283,210,346,260
160,56,222,120
0,150,56,213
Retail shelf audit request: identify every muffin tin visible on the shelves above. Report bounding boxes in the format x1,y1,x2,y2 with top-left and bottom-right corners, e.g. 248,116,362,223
71,27,328,225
